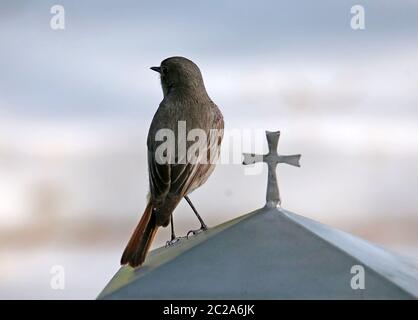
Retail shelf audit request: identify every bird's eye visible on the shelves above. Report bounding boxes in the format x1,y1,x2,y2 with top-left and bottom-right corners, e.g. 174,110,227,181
161,66,168,76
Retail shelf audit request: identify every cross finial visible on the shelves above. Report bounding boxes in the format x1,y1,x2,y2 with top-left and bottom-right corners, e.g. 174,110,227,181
242,131,301,208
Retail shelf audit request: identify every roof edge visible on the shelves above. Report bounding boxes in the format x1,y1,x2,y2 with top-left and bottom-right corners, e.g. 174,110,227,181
282,209,418,298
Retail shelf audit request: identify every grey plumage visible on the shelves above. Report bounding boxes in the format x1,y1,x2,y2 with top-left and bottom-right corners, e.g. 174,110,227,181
121,56,224,267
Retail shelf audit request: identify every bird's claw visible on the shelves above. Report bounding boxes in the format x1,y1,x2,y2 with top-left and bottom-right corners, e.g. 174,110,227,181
186,226,208,239
165,237,181,247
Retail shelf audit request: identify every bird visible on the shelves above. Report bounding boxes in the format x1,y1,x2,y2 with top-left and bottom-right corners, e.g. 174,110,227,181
121,56,224,268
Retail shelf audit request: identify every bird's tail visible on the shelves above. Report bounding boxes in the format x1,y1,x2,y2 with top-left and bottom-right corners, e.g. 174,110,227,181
120,201,158,268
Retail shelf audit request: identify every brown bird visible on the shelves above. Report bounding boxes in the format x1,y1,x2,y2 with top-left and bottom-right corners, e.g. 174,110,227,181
121,56,224,267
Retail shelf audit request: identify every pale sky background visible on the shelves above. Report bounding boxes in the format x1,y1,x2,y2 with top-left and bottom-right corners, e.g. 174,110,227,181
1,0,418,299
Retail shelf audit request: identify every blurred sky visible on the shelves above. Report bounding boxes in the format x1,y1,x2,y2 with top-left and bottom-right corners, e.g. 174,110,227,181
1,0,418,299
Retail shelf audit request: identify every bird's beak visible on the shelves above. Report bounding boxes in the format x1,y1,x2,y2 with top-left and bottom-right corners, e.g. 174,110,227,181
150,66,161,73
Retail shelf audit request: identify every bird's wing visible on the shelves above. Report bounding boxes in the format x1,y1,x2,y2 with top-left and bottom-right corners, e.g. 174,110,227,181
147,101,173,202
170,107,224,195
147,101,224,201
147,149,171,202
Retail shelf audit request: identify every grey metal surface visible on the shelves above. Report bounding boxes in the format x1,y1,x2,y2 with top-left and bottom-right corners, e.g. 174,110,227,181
284,210,418,297
98,207,417,299
242,131,301,208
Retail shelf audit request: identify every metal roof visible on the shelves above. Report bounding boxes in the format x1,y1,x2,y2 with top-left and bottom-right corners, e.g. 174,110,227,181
98,207,418,299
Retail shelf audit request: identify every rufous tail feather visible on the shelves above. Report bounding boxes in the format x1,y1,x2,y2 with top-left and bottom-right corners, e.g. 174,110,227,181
120,201,158,267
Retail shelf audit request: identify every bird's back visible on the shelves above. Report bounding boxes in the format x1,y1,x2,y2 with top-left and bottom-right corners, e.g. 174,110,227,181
147,92,223,202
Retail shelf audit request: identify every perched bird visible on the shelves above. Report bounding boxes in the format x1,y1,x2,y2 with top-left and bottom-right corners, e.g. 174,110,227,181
121,56,224,267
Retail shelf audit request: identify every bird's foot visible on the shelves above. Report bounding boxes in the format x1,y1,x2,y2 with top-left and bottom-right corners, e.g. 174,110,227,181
186,225,208,239
165,237,182,247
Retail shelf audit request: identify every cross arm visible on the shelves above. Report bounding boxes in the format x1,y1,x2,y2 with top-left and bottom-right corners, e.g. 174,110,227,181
277,154,301,167
242,153,264,165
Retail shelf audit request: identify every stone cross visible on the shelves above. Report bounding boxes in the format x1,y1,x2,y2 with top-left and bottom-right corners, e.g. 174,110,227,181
243,131,301,208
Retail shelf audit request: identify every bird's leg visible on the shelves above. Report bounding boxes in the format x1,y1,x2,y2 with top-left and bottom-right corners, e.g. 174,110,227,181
165,213,181,247
170,213,175,240
184,195,208,238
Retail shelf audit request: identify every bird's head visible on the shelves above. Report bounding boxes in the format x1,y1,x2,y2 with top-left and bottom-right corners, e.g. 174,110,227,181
150,56,205,97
